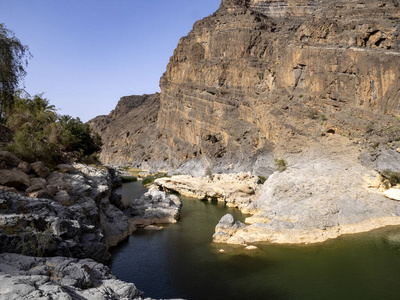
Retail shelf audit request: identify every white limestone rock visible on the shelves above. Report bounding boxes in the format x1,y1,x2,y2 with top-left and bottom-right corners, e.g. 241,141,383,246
155,173,260,211
214,137,400,245
384,188,400,201
128,187,182,225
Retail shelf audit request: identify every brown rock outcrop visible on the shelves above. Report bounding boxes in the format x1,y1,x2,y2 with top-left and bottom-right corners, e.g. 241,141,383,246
31,161,51,178
0,151,22,168
0,169,31,190
88,94,163,167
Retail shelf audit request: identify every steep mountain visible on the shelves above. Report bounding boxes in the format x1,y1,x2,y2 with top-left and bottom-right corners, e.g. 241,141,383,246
89,94,167,169
91,0,400,176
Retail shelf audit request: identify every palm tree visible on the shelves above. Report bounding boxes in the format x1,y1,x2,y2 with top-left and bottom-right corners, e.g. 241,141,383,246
7,93,57,158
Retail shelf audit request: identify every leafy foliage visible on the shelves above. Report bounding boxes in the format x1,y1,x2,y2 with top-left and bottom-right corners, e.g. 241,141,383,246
0,23,101,166
381,169,400,188
142,177,154,186
142,173,168,186
6,93,57,163
0,23,31,122
57,115,102,157
121,176,138,182
6,93,102,166
258,176,267,184
274,158,287,172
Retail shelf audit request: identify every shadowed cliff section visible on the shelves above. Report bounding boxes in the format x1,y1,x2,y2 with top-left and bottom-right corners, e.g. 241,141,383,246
89,94,167,168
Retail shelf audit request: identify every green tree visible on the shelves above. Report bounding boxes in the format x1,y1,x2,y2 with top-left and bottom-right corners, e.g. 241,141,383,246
6,93,102,166
57,115,102,157
0,23,31,122
7,93,57,163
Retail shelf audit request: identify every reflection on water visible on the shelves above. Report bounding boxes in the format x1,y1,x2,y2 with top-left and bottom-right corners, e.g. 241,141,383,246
112,182,400,300
114,180,148,207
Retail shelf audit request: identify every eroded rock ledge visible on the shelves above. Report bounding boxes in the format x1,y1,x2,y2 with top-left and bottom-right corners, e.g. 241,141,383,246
155,173,260,210
0,151,166,299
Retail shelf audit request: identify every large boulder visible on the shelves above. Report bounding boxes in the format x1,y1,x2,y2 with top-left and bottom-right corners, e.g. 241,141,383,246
31,161,51,178
47,171,73,195
128,186,183,225
17,161,31,173
213,214,246,244
100,199,136,247
71,164,111,201
0,169,31,190
0,151,22,168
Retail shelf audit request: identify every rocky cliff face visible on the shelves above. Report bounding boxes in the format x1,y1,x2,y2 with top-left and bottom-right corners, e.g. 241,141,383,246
91,0,400,176
156,0,400,174
88,0,400,244
89,94,166,168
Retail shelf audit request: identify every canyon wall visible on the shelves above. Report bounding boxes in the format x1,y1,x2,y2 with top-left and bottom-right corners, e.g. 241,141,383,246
88,0,400,244
156,0,400,173
91,0,400,175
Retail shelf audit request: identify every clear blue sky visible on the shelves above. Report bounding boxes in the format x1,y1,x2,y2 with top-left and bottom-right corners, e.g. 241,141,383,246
0,0,221,122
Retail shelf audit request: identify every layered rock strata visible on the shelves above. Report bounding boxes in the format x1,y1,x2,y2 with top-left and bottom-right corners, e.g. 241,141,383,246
91,0,400,177
157,0,400,174
90,0,400,244
158,0,400,243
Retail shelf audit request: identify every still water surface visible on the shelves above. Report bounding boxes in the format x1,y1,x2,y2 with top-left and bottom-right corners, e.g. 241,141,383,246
112,182,400,300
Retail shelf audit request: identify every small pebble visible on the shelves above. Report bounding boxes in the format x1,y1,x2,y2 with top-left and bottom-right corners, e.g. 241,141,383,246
245,245,258,250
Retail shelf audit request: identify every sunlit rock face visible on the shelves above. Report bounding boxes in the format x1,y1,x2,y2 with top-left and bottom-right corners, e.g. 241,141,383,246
87,0,400,247
156,0,400,172
91,0,400,175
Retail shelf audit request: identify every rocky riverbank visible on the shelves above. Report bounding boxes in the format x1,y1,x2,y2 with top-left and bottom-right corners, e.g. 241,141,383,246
0,253,148,299
0,150,183,299
154,135,400,245
0,151,134,262
212,136,400,245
